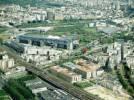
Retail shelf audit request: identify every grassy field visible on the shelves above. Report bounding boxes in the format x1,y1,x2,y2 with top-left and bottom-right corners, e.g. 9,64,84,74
0,34,10,40
49,25,101,43
74,81,94,89
0,26,10,41
16,20,85,28
16,21,50,28
0,26,7,33
17,74,36,82
16,20,134,45
15,19,134,44
24,20,102,44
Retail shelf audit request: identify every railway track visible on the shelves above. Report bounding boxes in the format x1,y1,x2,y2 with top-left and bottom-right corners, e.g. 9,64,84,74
26,66,102,100
2,45,103,100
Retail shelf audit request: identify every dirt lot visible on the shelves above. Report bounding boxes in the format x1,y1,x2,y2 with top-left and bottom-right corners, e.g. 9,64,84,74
84,85,130,100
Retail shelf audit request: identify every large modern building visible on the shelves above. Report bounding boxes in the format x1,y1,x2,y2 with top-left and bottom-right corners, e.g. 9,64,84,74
5,41,25,53
17,34,79,50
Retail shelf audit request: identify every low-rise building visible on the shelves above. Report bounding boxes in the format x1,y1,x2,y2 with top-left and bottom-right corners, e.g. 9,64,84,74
29,84,47,94
4,66,27,78
24,78,47,94
74,59,100,79
62,62,80,70
21,46,63,66
50,66,82,83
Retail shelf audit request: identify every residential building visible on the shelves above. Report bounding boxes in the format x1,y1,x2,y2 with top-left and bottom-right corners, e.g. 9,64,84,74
24,78,47,94
74,59,100,79
0,52,14,71
62,62,80,70
50,66,82,83
5,66,27,78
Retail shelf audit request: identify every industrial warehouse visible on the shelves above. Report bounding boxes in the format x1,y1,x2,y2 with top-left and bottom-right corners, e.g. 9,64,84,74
16,34,79,50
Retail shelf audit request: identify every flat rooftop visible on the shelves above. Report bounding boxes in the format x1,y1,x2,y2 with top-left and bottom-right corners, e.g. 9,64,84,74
77,65,97,72
18,34,76,41
51,66,80,77
63,62,80,70
74,59,99,72
29,83,47,90
24,78,42,86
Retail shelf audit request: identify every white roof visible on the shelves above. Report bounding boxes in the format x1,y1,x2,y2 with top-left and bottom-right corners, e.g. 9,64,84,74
47,35,61,39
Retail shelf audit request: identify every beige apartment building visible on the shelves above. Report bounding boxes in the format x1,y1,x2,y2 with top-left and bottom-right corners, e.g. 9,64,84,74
74,59,99,79
50,66,82,83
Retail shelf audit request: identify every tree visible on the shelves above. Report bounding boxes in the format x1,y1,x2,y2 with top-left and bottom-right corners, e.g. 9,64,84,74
3,84,25,100
8,79,34,99
81,48,88,54
0,38,3,45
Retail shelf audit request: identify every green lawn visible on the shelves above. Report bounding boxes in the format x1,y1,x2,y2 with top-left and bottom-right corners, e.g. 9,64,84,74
74,81,93,89
0,34,10,40
17,74,36,82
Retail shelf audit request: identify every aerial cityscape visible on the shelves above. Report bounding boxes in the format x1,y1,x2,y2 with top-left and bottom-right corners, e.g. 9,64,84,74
0,0,134,100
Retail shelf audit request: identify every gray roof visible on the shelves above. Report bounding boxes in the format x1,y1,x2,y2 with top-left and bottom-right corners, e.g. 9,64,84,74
29,83,46,90
18,34,76,42
63,62,79,70
24,78,43,86
99,27,120,34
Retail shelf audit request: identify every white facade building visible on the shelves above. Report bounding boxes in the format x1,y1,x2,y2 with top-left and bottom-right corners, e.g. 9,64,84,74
0,53,14,71
50,66,82,83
